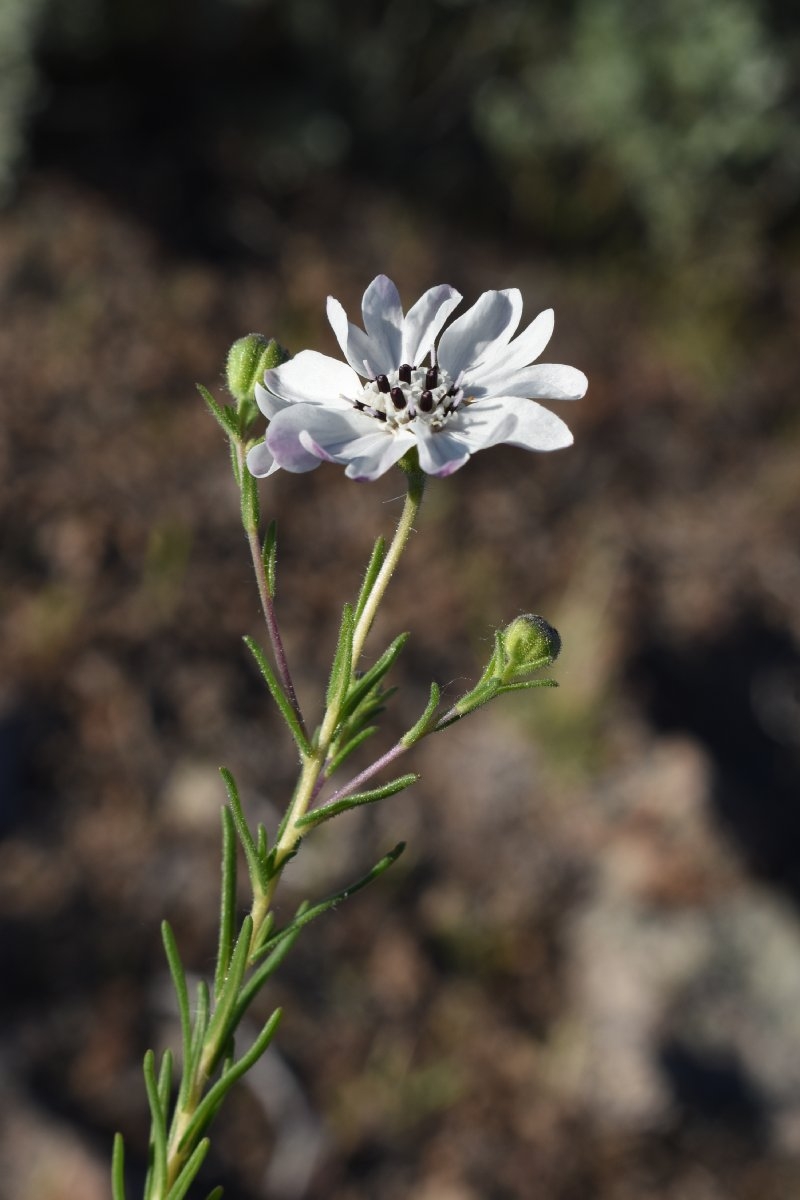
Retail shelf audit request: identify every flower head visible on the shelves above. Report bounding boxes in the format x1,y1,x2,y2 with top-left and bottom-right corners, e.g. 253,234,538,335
246,275,587,482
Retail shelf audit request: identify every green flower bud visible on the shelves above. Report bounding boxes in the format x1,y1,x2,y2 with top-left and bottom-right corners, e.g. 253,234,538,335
500,614,561,681
226,334,288,406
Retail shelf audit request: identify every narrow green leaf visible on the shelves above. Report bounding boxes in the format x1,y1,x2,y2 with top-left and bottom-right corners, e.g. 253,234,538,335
327,725,378,776
219,768,269,896
262,519,277,598
111,1133,127,1200
220,1037,236,1078
336,697,394,743
240,461,260,533
354,536,386,623
454,681,499,719
182,980,210,1109
229,438,241,488
161,923,191,1095
326,602,356,711
251,910,275,958
202,915,253,1075
256,823,268,860
164,1138,211,1200
205,1188,225,1200
295,773,418,829
197,383,240,440
489,628,507,678
497,679,559,695
402,681,441,746
244,637,312,758
234,923,304,1017
262,838,298,880
143,1050,168,1197
215,808,237,1001
179,1010,282,1150
338,633,409,724
250,843,406,970
157,1049,174,1116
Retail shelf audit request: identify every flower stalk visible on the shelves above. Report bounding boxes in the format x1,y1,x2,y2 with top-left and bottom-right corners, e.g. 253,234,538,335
115,277,583,1200
235,437,307,741
351,454,425,664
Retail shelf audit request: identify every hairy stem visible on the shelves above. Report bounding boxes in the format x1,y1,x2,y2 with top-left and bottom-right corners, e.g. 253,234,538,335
350,466,425,666
261,469,426,899
237,441,307,742
150,464,426,1198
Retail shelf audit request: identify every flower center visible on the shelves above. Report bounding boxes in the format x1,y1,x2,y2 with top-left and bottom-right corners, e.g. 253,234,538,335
354,363,464,433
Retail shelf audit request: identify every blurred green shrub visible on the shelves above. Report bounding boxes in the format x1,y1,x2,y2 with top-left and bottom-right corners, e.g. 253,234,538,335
14,0,800,262
0,0,49,199
472,0,799,257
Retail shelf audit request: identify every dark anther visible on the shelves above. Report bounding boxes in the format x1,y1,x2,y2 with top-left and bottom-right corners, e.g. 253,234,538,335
399,363,412,384
390,386,407,409
376,374,390,393
425,366,438,390
447,385,459,396
376,410,388,421
419,390,434,412
354,400,366,411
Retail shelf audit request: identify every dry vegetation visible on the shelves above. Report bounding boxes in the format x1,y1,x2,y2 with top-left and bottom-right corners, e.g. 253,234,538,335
1,168,800,1199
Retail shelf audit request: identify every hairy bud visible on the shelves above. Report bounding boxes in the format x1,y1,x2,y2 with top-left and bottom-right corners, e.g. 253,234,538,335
226,334,288,407
500,614,561,680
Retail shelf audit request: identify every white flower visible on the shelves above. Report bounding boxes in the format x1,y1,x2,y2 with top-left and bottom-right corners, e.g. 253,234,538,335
246,275,587,482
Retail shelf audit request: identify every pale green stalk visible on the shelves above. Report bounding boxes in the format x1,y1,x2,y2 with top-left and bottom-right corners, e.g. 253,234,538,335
350,464,425,665
265,463,426,889
132,464,428,1200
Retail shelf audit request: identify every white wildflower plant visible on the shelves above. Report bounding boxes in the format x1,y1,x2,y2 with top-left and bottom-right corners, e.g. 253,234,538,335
113,279,585,1200
246,274,587,481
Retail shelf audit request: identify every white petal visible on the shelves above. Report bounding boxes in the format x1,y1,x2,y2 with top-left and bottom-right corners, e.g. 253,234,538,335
266,404,378,472
246,440,281,477
361,275,404,370
326,296,384,376
476,396,573,451
264,350,359,408
444,400,517,451
467,363,588,402
343,429,416,481
264,428,321,472
467,308,554,386
401,285,462,366
254,381,288,420
437,289,523,378
415,424,472,476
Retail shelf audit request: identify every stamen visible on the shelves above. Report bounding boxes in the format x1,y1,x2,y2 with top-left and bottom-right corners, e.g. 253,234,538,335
390,386,407,409
419,390,434,413
399,363,412,384
425,366,438,390
376,374,390,394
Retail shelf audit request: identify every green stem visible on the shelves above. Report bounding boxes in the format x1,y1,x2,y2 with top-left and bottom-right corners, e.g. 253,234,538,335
350,463,425,666
236,440,307,742
262,464,426,893
149,463,426,1199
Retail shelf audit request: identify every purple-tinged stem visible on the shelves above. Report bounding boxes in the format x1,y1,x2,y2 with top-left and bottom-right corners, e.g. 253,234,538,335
238,442,307,743
324,740,408,808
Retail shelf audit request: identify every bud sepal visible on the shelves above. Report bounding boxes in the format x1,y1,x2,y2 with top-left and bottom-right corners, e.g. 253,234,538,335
439,614,561,727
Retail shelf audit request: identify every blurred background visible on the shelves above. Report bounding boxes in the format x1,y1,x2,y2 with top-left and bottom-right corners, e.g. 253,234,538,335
1,0,800,1197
